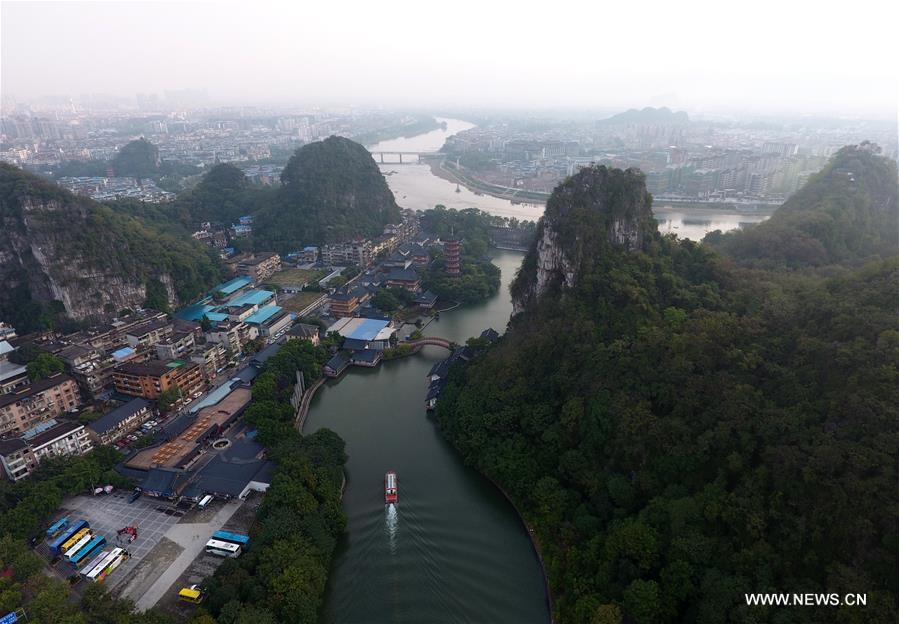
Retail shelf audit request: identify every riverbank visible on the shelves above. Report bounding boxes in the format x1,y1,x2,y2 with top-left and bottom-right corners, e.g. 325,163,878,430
429,159,550,204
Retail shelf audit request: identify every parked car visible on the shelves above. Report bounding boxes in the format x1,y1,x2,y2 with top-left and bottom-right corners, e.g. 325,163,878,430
128,490,142,503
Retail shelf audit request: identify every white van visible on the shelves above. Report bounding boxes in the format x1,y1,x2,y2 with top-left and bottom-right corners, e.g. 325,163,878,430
198,494,213,509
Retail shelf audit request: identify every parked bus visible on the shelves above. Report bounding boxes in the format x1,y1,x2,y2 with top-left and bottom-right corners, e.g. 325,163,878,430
70,535,107,566
78,549,110,578
46,517,68,538
50,520,88,554
204,539,241,558
211,530,249,546
178,585,204,604
84,548,122,582
96,549,129,582
63,531,93,559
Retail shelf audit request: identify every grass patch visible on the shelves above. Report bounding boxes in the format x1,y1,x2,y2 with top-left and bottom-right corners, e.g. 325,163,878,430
281,290,327,313
267,267,326,288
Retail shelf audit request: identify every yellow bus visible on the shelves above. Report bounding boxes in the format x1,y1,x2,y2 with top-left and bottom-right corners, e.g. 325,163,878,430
178,585,204,604
60,527,90,553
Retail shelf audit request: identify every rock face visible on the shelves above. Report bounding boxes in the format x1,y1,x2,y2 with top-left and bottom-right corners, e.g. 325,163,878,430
0,163,218,327
511,165,656,314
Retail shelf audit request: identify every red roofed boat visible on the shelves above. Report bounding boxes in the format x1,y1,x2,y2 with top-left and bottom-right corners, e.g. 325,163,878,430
385,471,398,504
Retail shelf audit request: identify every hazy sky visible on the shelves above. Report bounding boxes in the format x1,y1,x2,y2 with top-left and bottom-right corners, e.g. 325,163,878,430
2,0,897,117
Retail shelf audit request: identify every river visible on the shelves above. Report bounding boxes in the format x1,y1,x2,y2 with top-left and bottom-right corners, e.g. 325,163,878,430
371,117,772,240
304,249,548,623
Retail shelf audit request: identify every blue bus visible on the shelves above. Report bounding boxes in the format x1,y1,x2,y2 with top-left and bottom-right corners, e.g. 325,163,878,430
211,530,249,546
70,535,107,566
46,517,69,538
49,519,88,554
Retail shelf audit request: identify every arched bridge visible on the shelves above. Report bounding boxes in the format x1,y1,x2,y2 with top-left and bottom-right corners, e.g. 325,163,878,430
404,337,454,351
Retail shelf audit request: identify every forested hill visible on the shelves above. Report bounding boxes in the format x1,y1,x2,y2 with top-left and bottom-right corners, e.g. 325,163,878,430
251,136,402,250
0,163,221,331
437,159,899,623
707,142,898,268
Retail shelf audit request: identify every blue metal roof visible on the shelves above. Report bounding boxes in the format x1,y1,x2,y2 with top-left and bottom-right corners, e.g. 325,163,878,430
213,276,252,296
244,305,283,325
111,346,136,360
348,318,390,341
228,289,275,307
205,312,229,322
176,303,216,321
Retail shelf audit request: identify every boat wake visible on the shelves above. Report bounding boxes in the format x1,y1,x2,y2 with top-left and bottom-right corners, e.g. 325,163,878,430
385,503,398,554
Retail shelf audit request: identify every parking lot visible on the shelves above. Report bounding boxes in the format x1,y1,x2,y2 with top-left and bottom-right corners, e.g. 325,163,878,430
62,491,184,589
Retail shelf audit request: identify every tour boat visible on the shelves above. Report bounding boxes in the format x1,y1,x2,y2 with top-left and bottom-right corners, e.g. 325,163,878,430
385,471,398,504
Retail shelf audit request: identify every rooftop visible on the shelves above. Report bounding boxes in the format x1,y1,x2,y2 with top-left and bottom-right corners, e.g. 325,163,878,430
327,317,391,342
27,420,84,449
213,276,252,296
244,305,283,325
126,386,252,470
87,398,152,435
228,289,276,307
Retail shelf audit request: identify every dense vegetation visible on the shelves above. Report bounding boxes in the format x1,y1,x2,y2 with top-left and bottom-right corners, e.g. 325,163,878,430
0,163,222,331
203,339,348,624
417,206,532,303
707,143,898,268
421,205,537,257
173,163,276,226
422,258,501,305
251,136,402,251
437,150,899,623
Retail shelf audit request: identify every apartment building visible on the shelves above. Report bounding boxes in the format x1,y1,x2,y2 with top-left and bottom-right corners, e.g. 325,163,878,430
236,252,281,283
126,318,174,350
205,320,258,355
189,342,228,381
112,360,205,400
86,398,154,445
0,420,93,481
0,374,81,436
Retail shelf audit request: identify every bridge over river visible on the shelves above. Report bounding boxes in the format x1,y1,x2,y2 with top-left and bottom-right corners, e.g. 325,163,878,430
369,150,444,164
294,337,455,427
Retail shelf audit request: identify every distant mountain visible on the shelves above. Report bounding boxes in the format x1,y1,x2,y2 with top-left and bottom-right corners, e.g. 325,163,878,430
708,142,898,267
598,106,689,125
252,136,402,251
112,137,160,178
0,163,221,331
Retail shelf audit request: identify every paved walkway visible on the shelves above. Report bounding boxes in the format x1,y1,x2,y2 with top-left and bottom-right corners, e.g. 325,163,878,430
131,499,243,611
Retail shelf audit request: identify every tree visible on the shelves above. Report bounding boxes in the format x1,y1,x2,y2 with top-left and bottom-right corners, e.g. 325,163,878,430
200,314,213,332
143,278,170,312
157,387,182,412
26,352,65,381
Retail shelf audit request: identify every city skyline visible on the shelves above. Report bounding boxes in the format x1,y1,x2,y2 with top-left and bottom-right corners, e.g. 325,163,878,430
2,0,897,118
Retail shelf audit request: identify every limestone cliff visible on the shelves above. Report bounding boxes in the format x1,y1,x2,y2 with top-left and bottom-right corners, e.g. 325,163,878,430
510,165,656,314
0,163,220,329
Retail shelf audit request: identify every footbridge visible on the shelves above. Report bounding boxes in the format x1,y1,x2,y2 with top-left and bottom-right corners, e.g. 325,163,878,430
404,337,455,351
